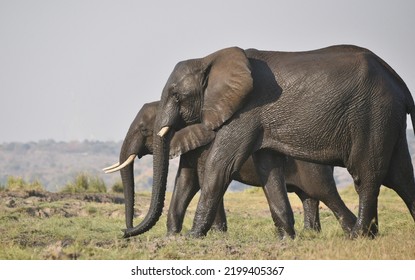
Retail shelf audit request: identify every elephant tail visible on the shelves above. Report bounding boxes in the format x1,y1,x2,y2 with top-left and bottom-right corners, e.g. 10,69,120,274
407,91,415,135
410,106,415,135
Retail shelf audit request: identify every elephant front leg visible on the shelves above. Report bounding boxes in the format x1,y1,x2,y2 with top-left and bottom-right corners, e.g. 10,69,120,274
188,119,259,237
254,150,296,239
168,156,228,235
167,163,200,235
189,179,230,237
188,151,235,237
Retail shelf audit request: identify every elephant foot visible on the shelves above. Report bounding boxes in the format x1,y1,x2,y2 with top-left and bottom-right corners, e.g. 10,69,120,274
303,220,321,232
210,222,228,232
187,229,207,238
350,222,378,239
166,229,181,236
338,213,358,236
274,226,296,240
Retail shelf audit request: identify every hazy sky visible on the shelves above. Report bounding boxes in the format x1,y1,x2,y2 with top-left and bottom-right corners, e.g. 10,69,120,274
1,0,414,143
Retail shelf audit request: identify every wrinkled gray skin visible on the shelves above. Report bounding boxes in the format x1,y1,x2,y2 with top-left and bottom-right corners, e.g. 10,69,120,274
126,45,415,238
116,101,356,236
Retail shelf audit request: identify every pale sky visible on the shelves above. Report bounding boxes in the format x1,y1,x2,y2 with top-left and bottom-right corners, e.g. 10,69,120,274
1,0,414,143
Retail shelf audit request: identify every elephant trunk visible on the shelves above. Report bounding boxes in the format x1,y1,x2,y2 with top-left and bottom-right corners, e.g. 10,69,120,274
123,131,169,238
104,143,137,229
117,133,141,229
120,161,135,229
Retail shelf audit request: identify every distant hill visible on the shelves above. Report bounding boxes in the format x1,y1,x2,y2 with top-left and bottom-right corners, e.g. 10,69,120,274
0,140,181,192
1,130,415,192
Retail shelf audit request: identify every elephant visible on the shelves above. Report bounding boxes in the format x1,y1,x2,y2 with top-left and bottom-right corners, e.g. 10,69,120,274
124,45,415,238
104,101,356,236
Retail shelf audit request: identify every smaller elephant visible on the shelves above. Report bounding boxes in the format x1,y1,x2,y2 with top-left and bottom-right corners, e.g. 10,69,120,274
104,101,356,236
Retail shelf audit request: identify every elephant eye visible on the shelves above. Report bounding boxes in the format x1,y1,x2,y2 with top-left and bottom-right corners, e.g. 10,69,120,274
172,92,180,103
138,123,150,136
141,128,151,136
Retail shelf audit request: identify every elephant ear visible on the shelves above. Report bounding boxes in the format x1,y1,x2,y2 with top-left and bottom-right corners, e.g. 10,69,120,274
169,124,216,159
201,47,253,130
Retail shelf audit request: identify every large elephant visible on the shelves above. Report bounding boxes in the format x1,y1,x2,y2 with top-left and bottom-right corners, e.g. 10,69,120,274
125,45,415,238
104,101,356,235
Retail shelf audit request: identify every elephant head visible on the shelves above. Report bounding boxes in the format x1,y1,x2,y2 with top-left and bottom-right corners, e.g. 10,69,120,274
103,99,217,232
103,101,158,229
122,47,253,237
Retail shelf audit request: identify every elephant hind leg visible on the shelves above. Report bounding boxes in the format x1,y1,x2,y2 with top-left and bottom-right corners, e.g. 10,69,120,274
253,149,295,239
294,188,321,232
315,189,357,235
211,198,228,232
348,157,384,237
351,178,380,238
347,129,398,237
383,137,415,222
293,162,355,234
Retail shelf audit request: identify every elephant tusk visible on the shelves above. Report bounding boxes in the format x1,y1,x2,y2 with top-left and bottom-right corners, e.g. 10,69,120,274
102,162,120,171
157,126,170,137
104,154,136,173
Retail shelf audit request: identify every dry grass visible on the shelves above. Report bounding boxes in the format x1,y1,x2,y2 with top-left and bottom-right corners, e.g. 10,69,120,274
0,186,414,259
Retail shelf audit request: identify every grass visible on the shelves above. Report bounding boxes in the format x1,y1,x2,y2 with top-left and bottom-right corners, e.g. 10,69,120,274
0,185,414,260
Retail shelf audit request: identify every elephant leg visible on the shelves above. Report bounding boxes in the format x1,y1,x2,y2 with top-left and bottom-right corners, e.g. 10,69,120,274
167,160,200,235
305,169,356,234
383,136,415,221
294,188,321,232
167,164,227,234
211,198,228,232
188,169,231,237
318,191,357,235
300,163,356,234
349,130,412,238
188,130,258,237
349,163,381,238
253,149,296,239
352,181,380,238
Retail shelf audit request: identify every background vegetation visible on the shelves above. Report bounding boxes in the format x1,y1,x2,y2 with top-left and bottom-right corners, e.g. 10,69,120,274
0,140,180,192
0,139,364,192
1,178,414,260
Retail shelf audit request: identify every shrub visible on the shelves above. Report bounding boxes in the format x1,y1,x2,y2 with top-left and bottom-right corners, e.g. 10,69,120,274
2,176,44,191
110,181,124,193
60,173,107,193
